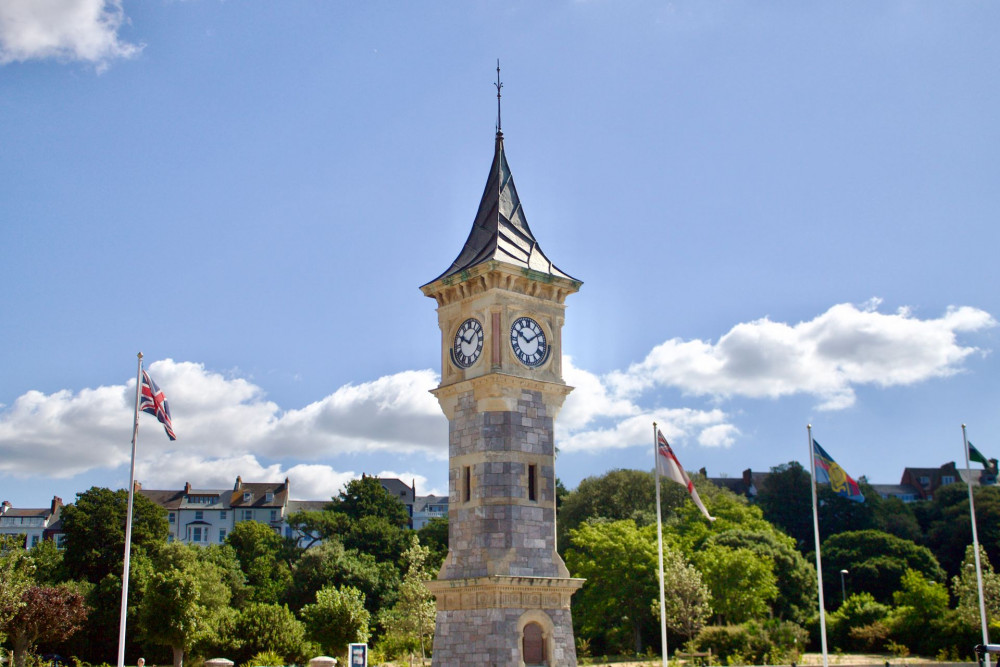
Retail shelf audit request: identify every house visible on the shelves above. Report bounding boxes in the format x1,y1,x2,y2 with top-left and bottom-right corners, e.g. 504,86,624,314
139,477,291,545
412,494,448,530
0,496,63,549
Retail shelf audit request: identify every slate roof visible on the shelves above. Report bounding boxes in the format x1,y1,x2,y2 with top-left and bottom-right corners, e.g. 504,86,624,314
426,131,576,285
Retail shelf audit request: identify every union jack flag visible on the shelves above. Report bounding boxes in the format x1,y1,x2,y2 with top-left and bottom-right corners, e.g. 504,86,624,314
140,369,176,440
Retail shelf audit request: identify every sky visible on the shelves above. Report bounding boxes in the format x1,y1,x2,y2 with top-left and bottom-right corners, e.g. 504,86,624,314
1,1,999,508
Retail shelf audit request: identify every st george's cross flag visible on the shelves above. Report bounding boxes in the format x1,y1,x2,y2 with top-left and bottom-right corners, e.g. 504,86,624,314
140,369,176,440
812,439,863,502
656,429,715,521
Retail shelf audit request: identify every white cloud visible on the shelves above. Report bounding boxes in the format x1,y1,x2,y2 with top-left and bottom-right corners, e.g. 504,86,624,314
0,0,142,70
0,360,447,482
607,301,995,410
0,300,993,488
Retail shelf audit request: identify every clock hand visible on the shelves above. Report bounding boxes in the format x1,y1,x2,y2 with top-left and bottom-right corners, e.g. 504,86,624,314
521,329,536,343
464,329,477,344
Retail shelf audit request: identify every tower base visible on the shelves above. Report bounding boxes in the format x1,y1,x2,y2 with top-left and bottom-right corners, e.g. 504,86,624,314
428,575,583,667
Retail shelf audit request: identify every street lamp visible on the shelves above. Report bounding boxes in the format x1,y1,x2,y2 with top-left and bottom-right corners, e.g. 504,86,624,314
840,569,849,604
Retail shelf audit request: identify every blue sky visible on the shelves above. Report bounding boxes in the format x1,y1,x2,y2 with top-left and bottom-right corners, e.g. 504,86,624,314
2,1,998,508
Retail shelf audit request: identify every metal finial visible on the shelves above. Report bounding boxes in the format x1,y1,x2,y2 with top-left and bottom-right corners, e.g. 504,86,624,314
495,59,503,133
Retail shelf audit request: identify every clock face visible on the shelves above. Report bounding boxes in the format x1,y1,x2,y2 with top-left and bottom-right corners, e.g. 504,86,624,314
452,318,484,368
510,316,549,367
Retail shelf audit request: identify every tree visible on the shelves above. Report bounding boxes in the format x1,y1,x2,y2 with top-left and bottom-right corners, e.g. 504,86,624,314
709,529,815,623
821,530,945,606
227,520,293,604
654,548,711,644
377,536,436,662
924,484,1000,578
301,586,370,658
8,584,88,667
27,538,67,585
889,569,954,656
694,544,777,624
558,469,657,551
138,542,234,667
757,462,813,550
331,476,411,528
285,538,399,616
232,602,308,665
565,519,658,655
951,544,1000,629
416,516,448,573
60,486,168,583
826,592,891,652
0,535,34,636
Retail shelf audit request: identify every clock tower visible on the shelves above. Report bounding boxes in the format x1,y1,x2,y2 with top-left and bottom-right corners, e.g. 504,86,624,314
421,126,583,666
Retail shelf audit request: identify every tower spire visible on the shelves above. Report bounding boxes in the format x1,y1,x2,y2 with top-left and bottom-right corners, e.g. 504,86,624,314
495,59,503,134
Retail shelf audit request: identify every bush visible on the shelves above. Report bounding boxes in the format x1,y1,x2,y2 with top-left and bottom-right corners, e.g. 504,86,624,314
243,651,284,667
689,620,806,665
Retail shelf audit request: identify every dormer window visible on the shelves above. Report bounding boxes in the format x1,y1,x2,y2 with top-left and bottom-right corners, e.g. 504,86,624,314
243,492,252,502
265,492,274,502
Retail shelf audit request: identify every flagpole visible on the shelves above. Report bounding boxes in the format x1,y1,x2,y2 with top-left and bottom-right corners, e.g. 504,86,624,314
654,422,668,667
963,424,991,667
808,425,829,667
118,352,143,667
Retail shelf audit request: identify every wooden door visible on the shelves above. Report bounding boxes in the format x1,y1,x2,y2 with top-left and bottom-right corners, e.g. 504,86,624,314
522,622,545,665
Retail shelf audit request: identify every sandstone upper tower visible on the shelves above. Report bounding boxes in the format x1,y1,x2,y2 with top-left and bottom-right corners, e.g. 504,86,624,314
421,122,584,666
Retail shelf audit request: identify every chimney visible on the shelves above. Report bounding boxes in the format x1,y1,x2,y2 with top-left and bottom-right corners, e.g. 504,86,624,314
1,500,10,515
133,480,142,491
412,478,417,498
742,468,753,487
50,496,63,514
184,482,192,494
699,467,707,478
235,476,243,491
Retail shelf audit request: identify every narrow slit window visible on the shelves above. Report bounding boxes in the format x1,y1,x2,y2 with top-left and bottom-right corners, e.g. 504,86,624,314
528,464,537,502
463,466,471,503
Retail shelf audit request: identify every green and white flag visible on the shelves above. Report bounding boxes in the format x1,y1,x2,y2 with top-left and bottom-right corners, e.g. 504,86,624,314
968,441,990,468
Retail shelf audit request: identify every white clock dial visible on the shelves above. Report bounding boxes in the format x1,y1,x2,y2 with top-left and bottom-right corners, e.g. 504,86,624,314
452,318,484,368
510,317,549,367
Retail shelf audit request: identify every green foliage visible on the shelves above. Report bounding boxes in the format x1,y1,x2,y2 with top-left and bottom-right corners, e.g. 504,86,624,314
232,603,307,666
285,538,399,618
951,544,1000,628
923,484,1000,578
820,529,945,605
566,519,658,655
0,535,35,634
708,529,815,623
330,476,411,529
60,487,168,583
756,462,813,550
27,538,67,585
694,544,777,624
376,536,435,661
300,585,370,657
652,547,711,642
415,516,448,573
827,592,890,651
242,650,285,667
888,568,972,657
557,469,657,551
227,521,294,605
137,542,234,667
689,620,807,665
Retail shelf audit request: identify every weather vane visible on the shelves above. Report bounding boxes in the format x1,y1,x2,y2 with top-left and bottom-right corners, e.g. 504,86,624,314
495,59,503,134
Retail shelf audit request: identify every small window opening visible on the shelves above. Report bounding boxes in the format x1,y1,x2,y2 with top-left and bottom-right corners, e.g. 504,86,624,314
528,464,537,502
463,466,471,503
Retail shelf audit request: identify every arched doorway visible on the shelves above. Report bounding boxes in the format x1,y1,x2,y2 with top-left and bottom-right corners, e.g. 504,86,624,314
522,622,545,666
